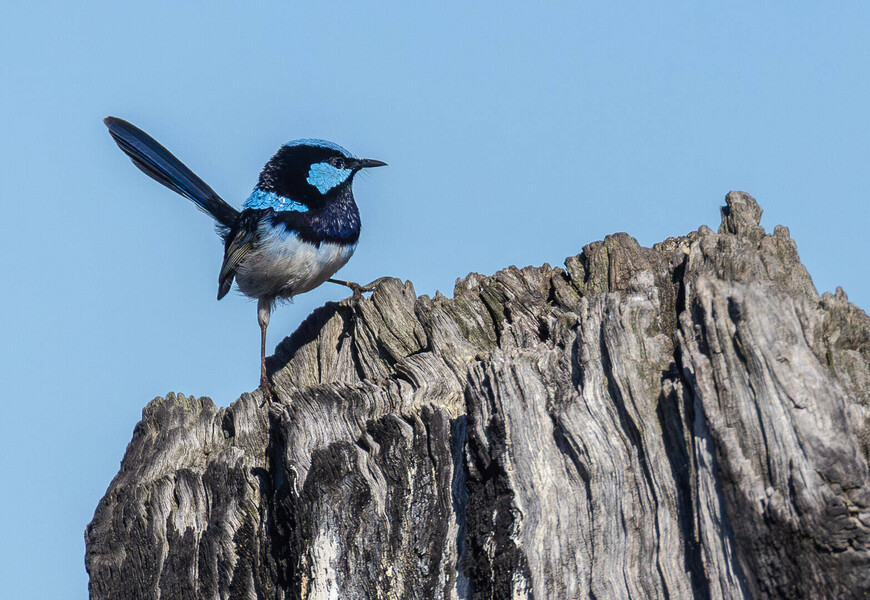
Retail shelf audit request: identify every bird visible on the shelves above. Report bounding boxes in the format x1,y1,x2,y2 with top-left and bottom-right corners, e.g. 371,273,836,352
103,116,386,394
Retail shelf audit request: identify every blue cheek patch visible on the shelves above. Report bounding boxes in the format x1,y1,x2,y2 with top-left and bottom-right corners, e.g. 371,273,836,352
307,162,352,194
243,189,309,212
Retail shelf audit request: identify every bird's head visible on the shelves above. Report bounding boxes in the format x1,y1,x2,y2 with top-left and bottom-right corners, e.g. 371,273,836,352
249,139,386,211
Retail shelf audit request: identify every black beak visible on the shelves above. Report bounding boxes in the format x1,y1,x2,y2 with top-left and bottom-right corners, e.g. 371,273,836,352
349,157,387,170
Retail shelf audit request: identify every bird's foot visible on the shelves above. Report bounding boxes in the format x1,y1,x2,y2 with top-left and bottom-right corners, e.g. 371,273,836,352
344,281,366,302
328,277,390,302
258,375,277,406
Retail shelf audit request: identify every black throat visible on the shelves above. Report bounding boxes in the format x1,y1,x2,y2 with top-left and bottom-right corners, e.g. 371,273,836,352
269,185,361,246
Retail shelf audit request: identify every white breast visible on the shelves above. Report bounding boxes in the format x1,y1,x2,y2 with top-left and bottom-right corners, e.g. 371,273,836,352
234,225,357,300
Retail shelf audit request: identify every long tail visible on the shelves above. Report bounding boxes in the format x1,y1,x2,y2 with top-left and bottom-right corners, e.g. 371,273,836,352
104,117,240,230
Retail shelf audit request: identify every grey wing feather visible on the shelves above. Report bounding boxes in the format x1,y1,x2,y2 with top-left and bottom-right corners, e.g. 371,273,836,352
217,218,259,300
218,240,252,299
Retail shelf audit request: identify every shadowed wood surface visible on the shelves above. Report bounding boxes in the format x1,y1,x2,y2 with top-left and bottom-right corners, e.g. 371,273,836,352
86,192,870,599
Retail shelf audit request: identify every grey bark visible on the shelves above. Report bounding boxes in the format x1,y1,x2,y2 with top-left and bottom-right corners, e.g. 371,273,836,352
85,192,870,599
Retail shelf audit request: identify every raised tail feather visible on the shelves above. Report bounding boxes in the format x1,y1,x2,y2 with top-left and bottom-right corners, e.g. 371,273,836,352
104,117,239,231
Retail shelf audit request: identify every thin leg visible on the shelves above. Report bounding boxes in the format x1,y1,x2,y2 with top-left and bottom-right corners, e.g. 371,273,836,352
257,298,273,399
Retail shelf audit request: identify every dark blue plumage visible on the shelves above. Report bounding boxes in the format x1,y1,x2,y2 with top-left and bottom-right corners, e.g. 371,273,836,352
104,117,386,393
104,117,239,233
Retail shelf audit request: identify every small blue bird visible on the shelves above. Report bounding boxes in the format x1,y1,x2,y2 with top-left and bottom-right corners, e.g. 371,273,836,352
104,117,386,392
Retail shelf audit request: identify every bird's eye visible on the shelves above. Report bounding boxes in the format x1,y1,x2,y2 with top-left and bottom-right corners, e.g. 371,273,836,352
332,157,345,169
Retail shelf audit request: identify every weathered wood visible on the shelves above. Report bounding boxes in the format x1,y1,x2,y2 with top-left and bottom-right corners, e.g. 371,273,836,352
86,192,870,599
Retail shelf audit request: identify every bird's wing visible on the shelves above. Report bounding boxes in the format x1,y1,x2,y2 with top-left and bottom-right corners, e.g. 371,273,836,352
218,233,253,300
104,117,240,232
217,210,262,300
218,242,251,300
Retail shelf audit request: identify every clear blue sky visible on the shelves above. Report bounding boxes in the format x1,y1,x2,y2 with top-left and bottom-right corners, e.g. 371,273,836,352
2,2,868,596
